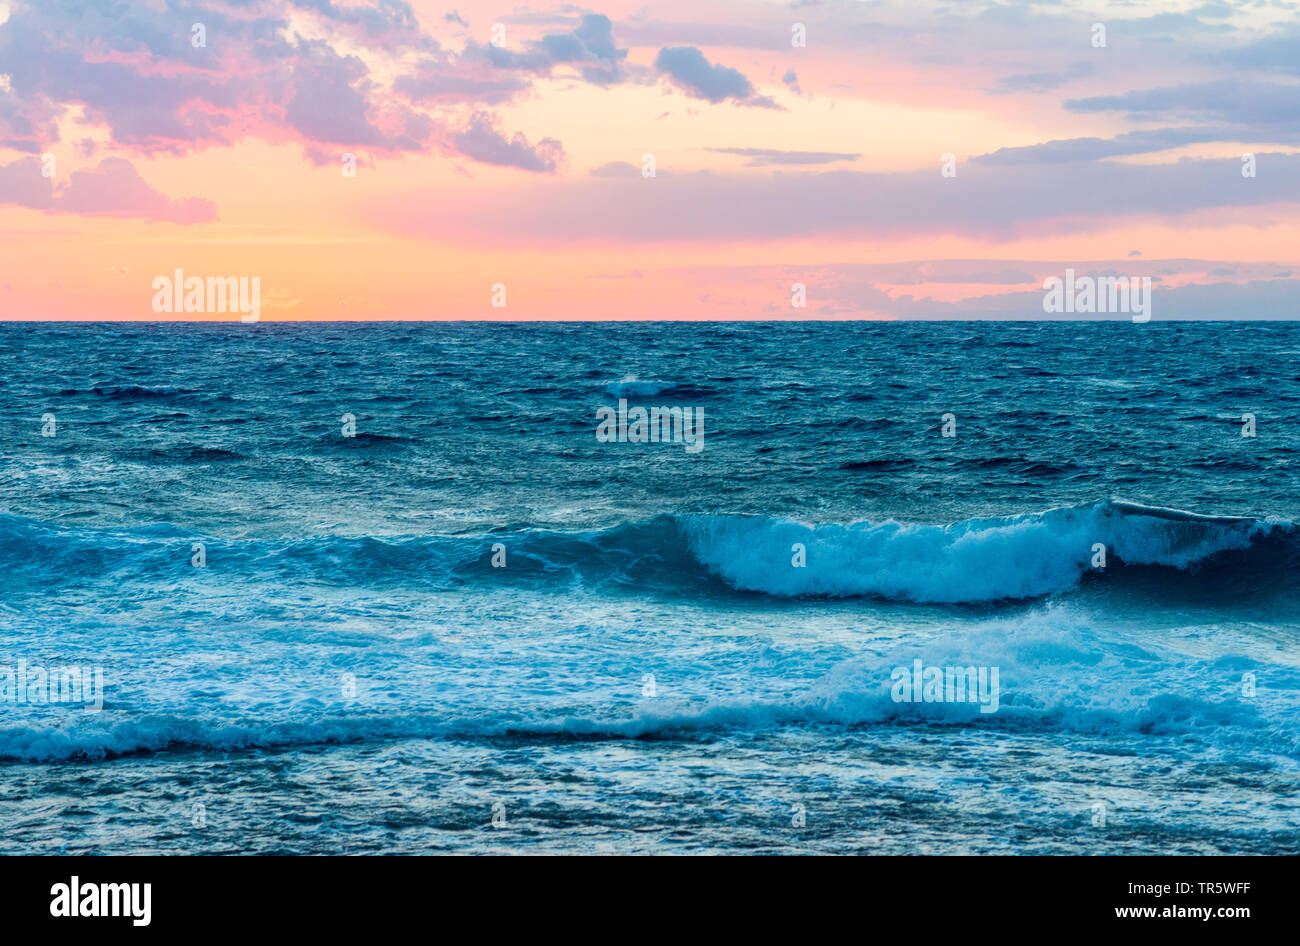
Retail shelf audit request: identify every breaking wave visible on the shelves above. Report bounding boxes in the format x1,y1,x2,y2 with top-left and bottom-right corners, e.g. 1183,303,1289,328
4,500,1294,605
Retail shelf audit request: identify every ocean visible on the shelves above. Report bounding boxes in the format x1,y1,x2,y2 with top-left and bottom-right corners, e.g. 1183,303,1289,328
0,320,1296,854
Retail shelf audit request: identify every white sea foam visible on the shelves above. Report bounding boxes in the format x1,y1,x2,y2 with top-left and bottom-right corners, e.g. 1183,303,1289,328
681,500,1280,602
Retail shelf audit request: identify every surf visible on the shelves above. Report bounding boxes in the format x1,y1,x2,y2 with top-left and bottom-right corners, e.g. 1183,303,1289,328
2,500,1294,605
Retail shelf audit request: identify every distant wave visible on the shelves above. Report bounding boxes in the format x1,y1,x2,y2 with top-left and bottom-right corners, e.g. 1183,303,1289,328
317,431,417,447
1,500,1295,604
80,385,198,399
602,376,677,397
120,445,245,463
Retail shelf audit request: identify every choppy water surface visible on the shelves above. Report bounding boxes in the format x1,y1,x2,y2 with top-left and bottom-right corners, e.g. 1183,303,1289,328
0,321,1297,854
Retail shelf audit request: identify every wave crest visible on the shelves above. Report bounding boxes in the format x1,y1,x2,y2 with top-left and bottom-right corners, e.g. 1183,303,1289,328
681,500,1292,602
1,500,1293,605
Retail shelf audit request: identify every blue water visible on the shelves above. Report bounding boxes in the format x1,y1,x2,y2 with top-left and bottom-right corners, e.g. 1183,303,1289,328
1,321,1297,854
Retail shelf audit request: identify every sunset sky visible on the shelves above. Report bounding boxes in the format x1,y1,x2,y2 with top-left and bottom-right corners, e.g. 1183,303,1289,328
1,0,1298,320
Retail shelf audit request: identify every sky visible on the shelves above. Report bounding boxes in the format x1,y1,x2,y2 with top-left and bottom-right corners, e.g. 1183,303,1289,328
0,0,1298,320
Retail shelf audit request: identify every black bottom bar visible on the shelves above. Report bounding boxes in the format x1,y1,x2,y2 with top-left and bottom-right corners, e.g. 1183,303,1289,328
0,855,1278,933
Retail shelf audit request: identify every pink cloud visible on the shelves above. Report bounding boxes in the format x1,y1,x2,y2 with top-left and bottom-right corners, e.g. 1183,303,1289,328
0,156,216,223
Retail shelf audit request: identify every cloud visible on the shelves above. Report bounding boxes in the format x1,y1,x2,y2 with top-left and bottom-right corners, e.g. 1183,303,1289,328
542,14,626,66
709,147,859,166
0,156,54,210
1223,27,1300,74
465,14,630,85
0,0,576,172
589,161,641,177
971,128,1245,165
0,0,439,157
756,264,1300,320
637,258,1300,320
261,288,303,312
619,21,797,52
284,41,398,148
393,61,531,106
0,0,290,153
993,62,1094,94
1192,2,1235,19
448,113,564,173
1125,11,1232,37
287,0,429,47
368,152,1300,244
0,80,61,154
654,47,776,107
0,156,216,222
1065,80,1300,135
337,294,386,312
887,277,1300,321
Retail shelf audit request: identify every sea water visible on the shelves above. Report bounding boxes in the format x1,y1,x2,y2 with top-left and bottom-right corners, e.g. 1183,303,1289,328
0,321,1296,854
